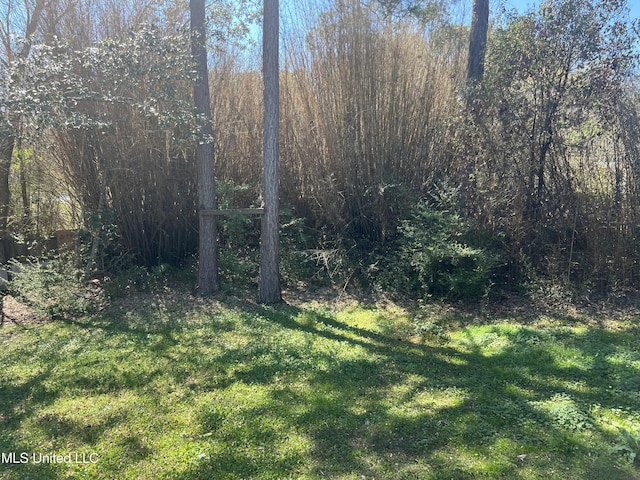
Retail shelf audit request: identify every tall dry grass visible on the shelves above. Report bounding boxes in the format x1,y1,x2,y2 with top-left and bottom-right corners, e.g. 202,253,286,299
212,0,467,245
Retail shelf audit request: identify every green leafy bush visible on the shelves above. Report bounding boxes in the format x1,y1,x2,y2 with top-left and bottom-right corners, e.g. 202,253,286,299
396,192,500,301
79,207,129,275
279,207,349,287
8,253,105,319
216,180,261,250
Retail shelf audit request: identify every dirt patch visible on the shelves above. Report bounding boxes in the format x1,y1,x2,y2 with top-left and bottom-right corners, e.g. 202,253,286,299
1,295,49,326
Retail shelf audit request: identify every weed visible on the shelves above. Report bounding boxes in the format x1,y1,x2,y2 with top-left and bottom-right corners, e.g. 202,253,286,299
414,320,450,344
613,427,640,465
544,393,593,432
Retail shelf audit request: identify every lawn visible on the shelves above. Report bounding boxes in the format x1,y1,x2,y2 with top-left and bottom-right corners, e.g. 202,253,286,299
0,288,639,479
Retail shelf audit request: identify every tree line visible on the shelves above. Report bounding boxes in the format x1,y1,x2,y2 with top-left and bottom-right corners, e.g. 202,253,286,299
1,0,639,301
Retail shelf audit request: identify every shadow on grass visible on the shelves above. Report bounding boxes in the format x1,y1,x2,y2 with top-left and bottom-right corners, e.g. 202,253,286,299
0,345,128,478
0,366,62,479
1,296,639,479
0,303,191,479
176,303,640,480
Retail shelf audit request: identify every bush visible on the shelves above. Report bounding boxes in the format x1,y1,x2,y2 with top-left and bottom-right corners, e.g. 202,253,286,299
8,253,105,319
396,191,500,302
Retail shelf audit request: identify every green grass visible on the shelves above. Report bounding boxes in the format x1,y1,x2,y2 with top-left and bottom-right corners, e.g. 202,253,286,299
1,290,640,479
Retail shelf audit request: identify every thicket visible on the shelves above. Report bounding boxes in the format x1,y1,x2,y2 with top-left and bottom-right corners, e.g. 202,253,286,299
7,253,105,318
2,0,640,301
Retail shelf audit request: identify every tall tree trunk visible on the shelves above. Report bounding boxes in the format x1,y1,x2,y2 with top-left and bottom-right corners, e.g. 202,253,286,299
0,138,13,263
190,0,220,295
258,0,281,304
467,0,489,85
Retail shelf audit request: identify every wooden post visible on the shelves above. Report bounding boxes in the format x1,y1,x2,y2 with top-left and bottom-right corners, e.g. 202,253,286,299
258,0,282,304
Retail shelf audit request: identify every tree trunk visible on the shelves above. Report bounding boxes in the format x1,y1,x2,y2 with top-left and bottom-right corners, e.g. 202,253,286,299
258,0,281,304
467,0,489,85
190,0,220,295
0,137,13,263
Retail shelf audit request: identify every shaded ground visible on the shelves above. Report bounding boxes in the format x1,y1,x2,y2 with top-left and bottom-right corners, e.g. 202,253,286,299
0,285,639,479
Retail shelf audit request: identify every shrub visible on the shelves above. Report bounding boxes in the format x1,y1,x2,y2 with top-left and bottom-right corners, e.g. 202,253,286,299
279,209,327,286
79,207,129,275
396,191,500,301
8,253,105,319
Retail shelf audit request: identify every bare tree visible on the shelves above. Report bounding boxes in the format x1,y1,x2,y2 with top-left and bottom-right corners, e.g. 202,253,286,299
0,0,48,262
191,0,220,295
258,0,281,303
467,0,489,84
